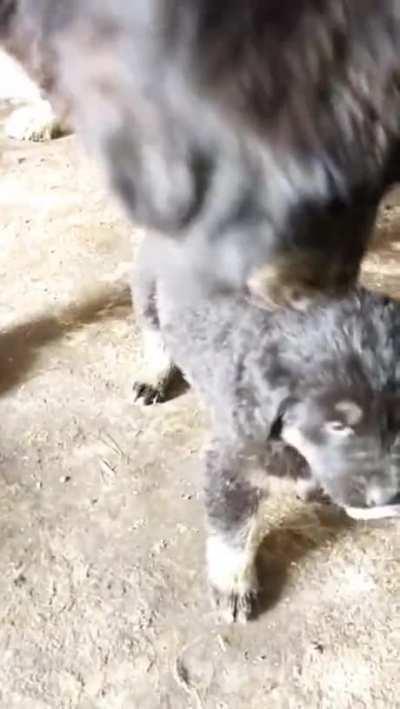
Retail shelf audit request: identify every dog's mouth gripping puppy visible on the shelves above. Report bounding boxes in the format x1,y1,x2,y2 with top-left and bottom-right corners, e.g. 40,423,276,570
133,236,400,622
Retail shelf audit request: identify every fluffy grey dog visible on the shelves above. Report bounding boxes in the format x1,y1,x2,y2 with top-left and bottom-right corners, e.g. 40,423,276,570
2,1,400,304
133,235,400,622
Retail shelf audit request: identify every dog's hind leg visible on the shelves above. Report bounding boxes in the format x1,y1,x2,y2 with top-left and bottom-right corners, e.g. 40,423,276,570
132,240,177,405
204,437,268,623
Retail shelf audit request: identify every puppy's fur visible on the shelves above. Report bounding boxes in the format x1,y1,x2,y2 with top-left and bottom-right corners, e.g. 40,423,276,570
133,234,400,622
2,1,400,302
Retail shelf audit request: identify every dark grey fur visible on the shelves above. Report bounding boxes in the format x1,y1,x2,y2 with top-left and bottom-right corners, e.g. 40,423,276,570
133,235,400,621
2,1,400,302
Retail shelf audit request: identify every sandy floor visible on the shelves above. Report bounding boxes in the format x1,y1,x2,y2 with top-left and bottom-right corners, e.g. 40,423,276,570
1,105,400,709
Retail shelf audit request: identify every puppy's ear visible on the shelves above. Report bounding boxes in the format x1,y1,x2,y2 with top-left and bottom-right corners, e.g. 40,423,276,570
270,397,299,438
386,395,400,433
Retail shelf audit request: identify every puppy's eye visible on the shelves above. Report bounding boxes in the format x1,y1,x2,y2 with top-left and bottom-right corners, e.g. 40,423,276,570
325,421,353,436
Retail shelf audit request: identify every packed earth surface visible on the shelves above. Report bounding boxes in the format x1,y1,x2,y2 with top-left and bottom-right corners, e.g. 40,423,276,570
1,83,400,708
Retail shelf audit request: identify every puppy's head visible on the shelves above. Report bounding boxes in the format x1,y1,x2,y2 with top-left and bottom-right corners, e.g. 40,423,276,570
279,388,400,509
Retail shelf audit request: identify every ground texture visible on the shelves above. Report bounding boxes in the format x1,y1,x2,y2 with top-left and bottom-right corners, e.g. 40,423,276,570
1,104,400,709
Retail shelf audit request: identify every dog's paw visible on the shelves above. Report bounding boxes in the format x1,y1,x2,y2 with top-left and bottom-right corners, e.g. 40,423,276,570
132,380,165,405
210,583,258,624
207,535,259,623
5,101,63,142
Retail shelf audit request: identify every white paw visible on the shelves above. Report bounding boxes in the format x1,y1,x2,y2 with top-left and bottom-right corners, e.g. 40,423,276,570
132,379,166,405
5,100,62,142
133,329,174,405
210,580,259,624
207,534,259,623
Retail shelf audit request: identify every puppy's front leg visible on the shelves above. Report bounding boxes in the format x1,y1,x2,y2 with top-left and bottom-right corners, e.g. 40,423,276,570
132,240,177,405
133,324,176,405
204,439,267,623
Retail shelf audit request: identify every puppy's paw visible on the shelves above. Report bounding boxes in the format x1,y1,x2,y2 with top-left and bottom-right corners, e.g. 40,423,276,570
207,535,259,623
133,329,175,405
210,582,258,624
5,101,64,142
132,380,165,406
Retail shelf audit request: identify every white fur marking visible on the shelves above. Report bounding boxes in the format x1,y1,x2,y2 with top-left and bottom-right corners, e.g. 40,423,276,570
139,328,173,389
281,426,318,466
207,520,259,595
335,400,363,425
5,100,60,142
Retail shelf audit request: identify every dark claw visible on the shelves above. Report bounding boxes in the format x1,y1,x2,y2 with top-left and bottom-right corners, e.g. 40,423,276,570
211,586,259,624
132,381,164,405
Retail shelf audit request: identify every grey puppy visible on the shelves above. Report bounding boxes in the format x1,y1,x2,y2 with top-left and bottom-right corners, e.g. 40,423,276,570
133,235,400,623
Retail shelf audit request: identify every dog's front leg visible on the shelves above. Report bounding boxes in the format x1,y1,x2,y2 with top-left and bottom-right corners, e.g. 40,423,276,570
204,437,268,623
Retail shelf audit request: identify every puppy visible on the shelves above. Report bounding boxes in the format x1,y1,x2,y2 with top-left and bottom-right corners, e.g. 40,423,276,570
2,1,400,303
133,234,400,622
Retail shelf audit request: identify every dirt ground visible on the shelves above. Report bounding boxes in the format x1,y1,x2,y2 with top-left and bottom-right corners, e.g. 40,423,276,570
1,105,400,709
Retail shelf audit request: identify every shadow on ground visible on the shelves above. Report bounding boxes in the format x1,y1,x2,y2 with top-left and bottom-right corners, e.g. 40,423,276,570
257,504,355,617
0,286,132,395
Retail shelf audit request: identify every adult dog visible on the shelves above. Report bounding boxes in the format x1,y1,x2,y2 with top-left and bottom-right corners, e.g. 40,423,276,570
1,1,400,304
